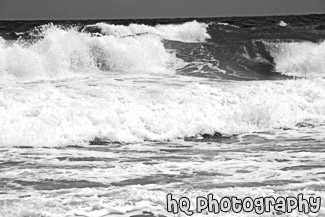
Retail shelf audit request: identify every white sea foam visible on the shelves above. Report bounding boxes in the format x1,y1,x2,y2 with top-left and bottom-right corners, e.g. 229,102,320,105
278,20,288,27
266,40,325,77
84,21,211,42
1,141,325,217
1,77,325,147
217,22,240,28
0,25,180,80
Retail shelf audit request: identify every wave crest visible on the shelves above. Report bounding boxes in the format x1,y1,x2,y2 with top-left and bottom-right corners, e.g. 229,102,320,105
83,21,211,43
0,25,182,80
266,40,325,77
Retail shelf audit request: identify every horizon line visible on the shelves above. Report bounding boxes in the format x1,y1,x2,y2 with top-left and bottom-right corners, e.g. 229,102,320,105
0,12,324,22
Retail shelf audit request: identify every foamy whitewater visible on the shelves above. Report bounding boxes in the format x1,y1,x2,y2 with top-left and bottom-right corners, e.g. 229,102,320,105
1,15,325,217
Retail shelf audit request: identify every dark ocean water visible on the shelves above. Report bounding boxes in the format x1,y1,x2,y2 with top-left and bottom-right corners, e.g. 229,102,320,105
1,14,325,217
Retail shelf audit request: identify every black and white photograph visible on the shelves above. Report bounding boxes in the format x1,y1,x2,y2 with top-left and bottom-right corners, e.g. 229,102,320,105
0,0,325,216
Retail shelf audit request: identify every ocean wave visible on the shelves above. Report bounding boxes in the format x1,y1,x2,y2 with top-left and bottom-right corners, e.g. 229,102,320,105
1,21,325,81
266,40,325,77
1,78,325,147
217,22,240,28
0,25,182,80
83,21,211,43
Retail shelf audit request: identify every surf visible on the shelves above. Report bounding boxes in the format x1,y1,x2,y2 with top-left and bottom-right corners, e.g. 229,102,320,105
1,77,325,147
1,18,325,147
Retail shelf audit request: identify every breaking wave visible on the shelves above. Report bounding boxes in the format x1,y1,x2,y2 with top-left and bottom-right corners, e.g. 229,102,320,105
83,21,211,42
1,78,325,146
266,40,325,77
0,25,185,80
1,21,324,81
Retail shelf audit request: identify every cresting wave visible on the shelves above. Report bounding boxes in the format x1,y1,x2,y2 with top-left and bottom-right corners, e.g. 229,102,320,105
0,21,210,80
266,40,325,77
0,21,324,80
83,21,211,42
0,27,175,80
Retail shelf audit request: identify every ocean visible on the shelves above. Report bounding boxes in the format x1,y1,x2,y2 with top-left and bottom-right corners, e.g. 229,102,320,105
1,14,325,217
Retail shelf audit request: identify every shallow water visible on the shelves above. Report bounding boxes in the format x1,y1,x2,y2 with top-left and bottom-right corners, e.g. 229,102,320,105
1,131,325,216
